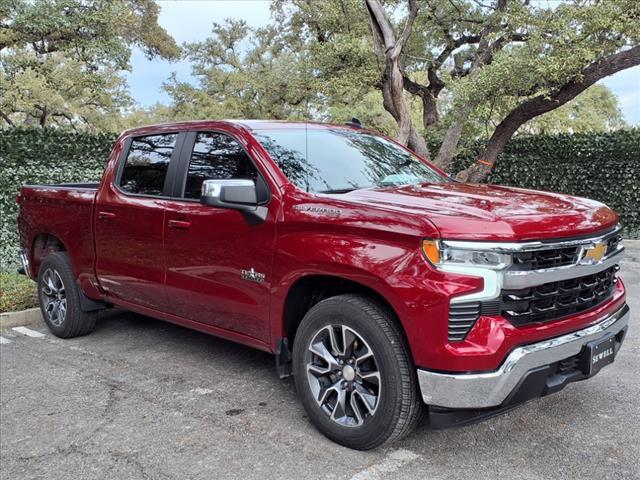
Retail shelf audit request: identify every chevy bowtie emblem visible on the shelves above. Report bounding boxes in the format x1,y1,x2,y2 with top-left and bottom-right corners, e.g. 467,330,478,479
581,242,607,264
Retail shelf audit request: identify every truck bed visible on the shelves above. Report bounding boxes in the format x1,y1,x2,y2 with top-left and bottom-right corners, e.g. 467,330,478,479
17,183,99,288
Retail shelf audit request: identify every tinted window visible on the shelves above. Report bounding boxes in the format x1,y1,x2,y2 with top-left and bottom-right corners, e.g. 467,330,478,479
119,134,177,195
184,132,258,199
254,128,447,193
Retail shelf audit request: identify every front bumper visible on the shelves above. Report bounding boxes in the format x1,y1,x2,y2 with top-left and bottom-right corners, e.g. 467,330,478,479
417,303,629,409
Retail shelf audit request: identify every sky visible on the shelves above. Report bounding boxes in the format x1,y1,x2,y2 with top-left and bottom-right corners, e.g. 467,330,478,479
126,0,640,125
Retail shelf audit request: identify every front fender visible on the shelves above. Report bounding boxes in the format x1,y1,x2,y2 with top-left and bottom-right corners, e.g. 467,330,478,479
269,229,483,367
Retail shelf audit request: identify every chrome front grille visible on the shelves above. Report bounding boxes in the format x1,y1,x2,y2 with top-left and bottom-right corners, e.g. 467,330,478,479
501,265,618,325
445,226,624,341
512,246,580,270
605,232,623,255
448,302,480,341
510,230,623,272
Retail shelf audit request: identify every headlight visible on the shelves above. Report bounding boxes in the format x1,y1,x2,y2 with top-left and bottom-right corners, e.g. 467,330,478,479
421,239,512,270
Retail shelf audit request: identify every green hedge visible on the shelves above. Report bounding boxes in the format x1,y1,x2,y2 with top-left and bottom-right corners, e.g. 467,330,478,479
0,127,638,271
1,129,116,271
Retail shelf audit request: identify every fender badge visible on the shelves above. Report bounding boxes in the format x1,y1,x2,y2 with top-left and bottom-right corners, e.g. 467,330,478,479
241,268,266,283
292,205,341,216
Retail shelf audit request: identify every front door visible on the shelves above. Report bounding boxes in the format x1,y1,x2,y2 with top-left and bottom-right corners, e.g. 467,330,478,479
163,130,277,343
94,132,181,311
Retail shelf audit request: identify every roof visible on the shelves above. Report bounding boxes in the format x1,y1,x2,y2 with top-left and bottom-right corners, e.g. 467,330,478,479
121,119,363,137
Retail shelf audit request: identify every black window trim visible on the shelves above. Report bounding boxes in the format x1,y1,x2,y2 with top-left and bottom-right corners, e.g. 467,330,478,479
170,129,272,205
113,132,187,200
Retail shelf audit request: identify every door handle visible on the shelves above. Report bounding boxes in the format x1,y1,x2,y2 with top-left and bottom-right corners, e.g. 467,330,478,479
168,219,191,229
97,211,116,220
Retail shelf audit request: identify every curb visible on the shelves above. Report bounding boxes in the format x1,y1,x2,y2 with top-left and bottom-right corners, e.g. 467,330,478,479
0,308,42,329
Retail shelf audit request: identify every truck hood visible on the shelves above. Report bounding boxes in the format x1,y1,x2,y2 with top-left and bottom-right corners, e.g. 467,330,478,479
344,183,618,241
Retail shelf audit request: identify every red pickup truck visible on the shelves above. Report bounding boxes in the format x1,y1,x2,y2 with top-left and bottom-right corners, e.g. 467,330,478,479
17,120,628,450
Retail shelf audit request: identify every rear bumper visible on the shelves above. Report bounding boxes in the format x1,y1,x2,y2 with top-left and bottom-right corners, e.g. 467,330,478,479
417,303,629,409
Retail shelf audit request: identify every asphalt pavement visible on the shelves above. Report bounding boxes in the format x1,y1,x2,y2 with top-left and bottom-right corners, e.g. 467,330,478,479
1,247,639,480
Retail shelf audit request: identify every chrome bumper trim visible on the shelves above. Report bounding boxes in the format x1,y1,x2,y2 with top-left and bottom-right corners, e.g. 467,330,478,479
417,303,629,409
503,247,624,289
19,249,32,279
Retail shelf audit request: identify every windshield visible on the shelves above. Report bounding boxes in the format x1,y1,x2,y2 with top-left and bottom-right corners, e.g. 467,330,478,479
253,127,447,193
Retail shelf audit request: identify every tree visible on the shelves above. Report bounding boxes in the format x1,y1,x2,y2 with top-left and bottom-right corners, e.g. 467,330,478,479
0,0,179,129
277,0,640,180
163,19,314,121
0,49,133,130
119,102,175,129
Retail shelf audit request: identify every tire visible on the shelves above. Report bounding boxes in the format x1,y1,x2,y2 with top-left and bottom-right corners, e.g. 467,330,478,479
37,252,97,338
292,294,422,450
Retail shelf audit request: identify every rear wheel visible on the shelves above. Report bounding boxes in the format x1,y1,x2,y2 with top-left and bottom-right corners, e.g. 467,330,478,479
292,294,422,450
38,252,97,338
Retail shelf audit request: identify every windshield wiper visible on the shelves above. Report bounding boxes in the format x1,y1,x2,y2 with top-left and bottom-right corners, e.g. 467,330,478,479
318,188,358,194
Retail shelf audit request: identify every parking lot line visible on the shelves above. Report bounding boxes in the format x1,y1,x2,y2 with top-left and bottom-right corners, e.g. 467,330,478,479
350,448,420,480
12,326,45,338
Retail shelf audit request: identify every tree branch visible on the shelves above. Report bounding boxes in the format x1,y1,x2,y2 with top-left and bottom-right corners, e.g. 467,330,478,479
394,0,419,58
365,0,397,51
403,73,443,127
0,110,14,126
457,45,640,182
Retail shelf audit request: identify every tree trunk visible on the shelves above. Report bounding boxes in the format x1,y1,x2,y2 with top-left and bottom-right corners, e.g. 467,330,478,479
389,56,412,145
433,120,464,172
381,70,430,158
422,93,439,129
39,106,47,128
432,83,481,171
365,0,430,158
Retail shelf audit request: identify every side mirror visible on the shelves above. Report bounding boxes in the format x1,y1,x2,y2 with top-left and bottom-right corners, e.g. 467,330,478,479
200,179,267,221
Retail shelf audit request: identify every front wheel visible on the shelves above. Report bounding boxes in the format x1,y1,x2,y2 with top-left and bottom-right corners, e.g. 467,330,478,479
292,294,422,450
38,252,97,338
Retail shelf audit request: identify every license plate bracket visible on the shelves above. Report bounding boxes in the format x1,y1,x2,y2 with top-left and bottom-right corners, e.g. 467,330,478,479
581,334,616,376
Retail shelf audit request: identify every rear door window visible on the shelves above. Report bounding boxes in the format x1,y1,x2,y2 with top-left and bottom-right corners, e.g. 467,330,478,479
119,134,178,196
183,132,258,199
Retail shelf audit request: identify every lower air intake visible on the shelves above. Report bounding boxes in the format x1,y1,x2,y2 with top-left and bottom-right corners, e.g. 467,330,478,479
448,302,480,342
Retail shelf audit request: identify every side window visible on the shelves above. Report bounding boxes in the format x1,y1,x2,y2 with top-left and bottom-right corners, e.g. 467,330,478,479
119,134,177,196
184,132,258,199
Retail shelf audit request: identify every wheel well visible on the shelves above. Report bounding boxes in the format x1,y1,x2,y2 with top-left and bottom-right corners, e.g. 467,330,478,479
32,234,66,274
282,275,402,348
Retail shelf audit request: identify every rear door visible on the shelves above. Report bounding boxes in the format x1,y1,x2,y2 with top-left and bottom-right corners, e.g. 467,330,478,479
94,132,183,310
163,129,277,343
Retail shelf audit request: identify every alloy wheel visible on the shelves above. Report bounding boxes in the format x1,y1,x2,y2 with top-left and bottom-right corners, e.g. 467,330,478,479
306,325,381,427
40,268,67,327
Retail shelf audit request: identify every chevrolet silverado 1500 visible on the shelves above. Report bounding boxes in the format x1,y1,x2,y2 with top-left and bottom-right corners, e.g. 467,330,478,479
17,120,628,450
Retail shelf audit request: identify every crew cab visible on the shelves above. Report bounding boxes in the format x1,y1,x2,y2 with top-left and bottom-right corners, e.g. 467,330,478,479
17,120,628,450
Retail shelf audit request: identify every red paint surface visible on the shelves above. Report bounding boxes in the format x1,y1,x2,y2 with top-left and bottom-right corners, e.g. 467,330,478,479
17,120,625,372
